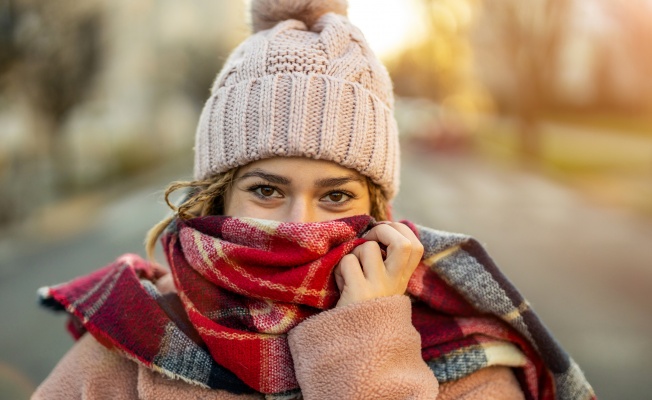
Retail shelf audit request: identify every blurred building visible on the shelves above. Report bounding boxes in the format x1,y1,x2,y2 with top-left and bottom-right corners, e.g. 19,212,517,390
0,0,246,226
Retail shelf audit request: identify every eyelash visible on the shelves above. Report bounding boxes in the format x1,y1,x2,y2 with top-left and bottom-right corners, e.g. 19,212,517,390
245,182,356,205
322,190,356,205
246,183,283,200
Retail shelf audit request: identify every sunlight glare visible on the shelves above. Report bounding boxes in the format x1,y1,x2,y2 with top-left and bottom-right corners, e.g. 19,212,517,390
348,0,424,59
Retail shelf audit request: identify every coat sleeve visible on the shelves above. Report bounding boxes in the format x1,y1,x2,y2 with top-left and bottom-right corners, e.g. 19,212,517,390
31,334,139,400
287,295,439,400
31,334,263,400
288,295,526,400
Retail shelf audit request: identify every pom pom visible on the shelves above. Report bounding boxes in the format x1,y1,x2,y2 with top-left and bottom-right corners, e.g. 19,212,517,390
250,0,348,32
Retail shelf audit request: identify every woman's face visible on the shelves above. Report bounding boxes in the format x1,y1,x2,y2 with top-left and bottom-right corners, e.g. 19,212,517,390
224,157,371,223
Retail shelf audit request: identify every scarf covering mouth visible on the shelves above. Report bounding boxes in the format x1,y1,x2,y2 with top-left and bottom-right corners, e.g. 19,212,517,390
39,215,596,399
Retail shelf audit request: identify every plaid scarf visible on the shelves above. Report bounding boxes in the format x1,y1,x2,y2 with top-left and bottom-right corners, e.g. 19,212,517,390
39,215,595,399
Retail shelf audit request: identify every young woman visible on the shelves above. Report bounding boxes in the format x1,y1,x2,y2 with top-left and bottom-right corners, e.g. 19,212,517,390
34,1,595,399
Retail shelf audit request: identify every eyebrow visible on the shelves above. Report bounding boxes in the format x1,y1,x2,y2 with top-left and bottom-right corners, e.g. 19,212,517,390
238,169,291,185
237,169,364,188
314,176,364,188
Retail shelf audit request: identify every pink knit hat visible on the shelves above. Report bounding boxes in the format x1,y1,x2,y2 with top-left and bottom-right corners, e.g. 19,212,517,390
193,0,400,199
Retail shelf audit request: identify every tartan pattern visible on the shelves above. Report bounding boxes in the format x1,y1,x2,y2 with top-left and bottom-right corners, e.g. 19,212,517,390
39,215,596,399
410,223,596,399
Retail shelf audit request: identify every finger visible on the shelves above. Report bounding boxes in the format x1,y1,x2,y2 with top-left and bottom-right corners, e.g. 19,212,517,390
351,241,384,281
333,264,345,292
151,263,169,279
155,273,177,294
337,254,366,289
363,223,407,247
385,221,418,243
363,224,412,276
386,222,424,278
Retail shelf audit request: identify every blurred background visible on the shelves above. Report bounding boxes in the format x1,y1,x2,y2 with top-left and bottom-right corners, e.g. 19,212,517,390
1,0,651,398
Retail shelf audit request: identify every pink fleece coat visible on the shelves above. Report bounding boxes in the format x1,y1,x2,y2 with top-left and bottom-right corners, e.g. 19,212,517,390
32,295,524,400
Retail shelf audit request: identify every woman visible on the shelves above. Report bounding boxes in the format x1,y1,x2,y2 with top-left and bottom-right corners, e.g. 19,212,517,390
34,1,595,399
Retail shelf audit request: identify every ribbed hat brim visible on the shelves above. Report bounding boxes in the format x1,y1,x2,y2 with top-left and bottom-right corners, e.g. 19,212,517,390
194,72,399,198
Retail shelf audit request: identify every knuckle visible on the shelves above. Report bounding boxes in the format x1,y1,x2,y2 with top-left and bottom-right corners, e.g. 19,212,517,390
376,223,392,232
390,221,409,233
361,241,381,252
340,254,358,265
396,237,412,252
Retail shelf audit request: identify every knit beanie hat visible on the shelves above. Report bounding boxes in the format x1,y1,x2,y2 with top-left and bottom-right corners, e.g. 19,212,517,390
194,0,400,199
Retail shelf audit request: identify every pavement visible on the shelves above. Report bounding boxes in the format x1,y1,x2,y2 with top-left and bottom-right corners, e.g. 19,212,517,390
0,161,188,399
1,147,651,399
394,148,652,400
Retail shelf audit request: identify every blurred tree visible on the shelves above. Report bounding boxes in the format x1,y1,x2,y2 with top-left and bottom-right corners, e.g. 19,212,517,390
152,0,246,108
602,0,652,112
474,0,571,161
10,0,104,196
592,40,613,110
0,0,19,80
388,0,475,103
155,42,228,108
386,0,494,149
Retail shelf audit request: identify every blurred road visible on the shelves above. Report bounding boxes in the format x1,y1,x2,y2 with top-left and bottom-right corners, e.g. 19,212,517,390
0,165,183,399
1,148,651,399
395,149,652,400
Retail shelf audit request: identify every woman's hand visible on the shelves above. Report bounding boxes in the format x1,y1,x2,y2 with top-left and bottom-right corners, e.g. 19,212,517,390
334,222,424,308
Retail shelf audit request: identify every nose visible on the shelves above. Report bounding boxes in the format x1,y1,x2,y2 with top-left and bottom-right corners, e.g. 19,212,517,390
284,197,317,223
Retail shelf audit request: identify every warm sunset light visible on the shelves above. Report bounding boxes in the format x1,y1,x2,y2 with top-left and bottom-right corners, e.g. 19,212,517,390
2,1,652,398
348,0,424,59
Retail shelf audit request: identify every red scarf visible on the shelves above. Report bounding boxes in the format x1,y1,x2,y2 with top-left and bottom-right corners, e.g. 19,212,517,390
163,215,371,393
40,215,595,399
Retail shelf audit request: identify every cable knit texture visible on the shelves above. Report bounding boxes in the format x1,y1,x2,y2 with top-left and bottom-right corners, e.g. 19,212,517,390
194,0,400,199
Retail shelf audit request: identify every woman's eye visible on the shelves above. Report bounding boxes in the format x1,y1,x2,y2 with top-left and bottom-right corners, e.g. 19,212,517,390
255,186,278,197
323,191,350,203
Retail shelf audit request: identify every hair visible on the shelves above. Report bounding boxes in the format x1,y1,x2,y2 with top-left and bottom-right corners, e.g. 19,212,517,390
145,167,389,260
